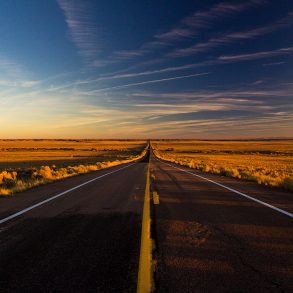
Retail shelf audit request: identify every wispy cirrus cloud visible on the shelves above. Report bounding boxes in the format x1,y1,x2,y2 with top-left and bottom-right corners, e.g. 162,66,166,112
262,61,286,66
57,0,100,62
81,45,293,86
154,28,195,42
40,68,210,93
0,56,26,78
131,87,293,102
168,12,293,58
78,62,205,85
183,1,266,26
110,0,266,62
123,83,293,137
142,113,293,138
218,47,293,62
82,72,210,94
155,0,266,42
43,44,293,94
104,5,291,77
0,56,41,88
112,49,147,61
113,101,293,138
0,79,41,88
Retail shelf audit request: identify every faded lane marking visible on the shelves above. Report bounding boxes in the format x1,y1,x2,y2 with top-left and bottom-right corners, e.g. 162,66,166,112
0,163,136,225
153,191,160,205
158,159,293,219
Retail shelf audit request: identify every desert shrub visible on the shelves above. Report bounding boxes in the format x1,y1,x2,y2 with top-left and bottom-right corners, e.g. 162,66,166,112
0,171,17,188
88,165,98,171
56,167,69,178
154,148,292,191
0,188,11,196
39,166,54,179
17,168,37,180
231,168,240,178
0,171,17,183
203,165,211,173
2,178,16,188
0,145,148,196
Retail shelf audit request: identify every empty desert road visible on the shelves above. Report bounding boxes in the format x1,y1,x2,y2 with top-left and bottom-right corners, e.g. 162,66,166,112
151,151,293,293
1,148,293,293
0,156,148,292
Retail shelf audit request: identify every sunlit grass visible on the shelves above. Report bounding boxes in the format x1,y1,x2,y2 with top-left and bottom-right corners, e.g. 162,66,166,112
0,139,146,170
0,140,148,196
152,140,293,191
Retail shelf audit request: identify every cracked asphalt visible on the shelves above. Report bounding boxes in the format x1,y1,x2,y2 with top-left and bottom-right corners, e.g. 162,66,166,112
151,152,293,293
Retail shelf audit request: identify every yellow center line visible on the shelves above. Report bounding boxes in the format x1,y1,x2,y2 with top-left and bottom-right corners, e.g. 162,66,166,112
137,160,154,293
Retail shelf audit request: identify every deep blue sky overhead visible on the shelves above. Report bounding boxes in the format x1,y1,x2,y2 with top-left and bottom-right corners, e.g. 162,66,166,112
0,0,292,138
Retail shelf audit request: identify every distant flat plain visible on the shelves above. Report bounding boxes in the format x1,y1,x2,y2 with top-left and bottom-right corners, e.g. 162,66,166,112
153,140,293,190
0,139,146,171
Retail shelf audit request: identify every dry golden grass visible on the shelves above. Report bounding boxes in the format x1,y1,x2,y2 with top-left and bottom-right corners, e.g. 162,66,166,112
0,140,147,196
0,139,145,149
0,139,146,170
152,140,293,191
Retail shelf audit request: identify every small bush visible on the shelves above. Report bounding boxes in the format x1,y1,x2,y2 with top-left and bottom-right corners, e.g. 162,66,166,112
0,188,11,196
154,148,293,191
0,146,148,196
39,166,54,179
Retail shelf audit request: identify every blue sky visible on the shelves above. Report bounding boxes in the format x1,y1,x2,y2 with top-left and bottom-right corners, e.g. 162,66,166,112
0,0,292,138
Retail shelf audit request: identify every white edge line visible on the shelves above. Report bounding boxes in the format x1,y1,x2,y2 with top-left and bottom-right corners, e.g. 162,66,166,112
157,158,293,219
0,163,136,225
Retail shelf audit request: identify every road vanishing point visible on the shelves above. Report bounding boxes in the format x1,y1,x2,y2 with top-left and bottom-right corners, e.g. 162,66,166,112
0,147,292,292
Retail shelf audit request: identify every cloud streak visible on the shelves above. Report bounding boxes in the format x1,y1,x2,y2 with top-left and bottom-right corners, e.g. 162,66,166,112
43,44,293,94
57,0,100,61
86,72,210,93
83,45,293,85
156,0,266,42
218,47,293,62
131,87,293,101
110,0,266,62
168,12,293,58
0,55,42,88
262,61,286,66
79,63,204,84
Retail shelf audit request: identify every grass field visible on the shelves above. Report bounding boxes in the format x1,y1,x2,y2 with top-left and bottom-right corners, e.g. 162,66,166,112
0,140,146,170
0,140,147,196
152,140,293,191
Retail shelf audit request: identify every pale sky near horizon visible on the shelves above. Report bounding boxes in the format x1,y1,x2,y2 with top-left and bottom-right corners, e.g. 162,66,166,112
0,0,292,139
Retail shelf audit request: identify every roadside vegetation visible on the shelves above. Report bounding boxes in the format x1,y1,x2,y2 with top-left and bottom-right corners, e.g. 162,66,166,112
152,140,293,191
0,140,147,196
0,139,146,170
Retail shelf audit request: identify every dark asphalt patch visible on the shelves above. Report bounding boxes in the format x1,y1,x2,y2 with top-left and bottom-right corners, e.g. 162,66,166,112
0,213,141,293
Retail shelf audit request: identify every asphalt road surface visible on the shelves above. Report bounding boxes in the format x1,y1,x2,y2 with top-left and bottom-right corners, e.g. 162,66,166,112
0,149,292,293
151,151,293,293
0,158,148,292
